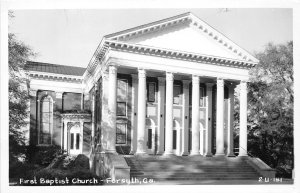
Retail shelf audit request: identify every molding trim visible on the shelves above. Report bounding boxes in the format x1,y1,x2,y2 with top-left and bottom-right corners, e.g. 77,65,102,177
28,71,82,83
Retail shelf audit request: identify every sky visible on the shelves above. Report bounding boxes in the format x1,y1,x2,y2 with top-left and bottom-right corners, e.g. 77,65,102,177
9,8,293,68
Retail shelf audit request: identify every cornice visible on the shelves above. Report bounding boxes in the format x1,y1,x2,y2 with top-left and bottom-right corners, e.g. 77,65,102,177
61,113,91,120
28,71,83,83
106,40,257,69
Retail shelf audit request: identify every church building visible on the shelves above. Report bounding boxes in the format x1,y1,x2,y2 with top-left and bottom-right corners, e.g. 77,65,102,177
25,12,275,182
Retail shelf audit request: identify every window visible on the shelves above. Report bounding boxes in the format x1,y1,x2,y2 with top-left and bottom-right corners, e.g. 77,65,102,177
40,95,53,144
117,102,126,116
117,79,127,116
173,85,181,104
200,87,206,107
147,82,156,102
116,123,127,144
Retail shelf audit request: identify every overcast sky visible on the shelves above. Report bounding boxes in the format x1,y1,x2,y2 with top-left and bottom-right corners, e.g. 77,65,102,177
9,8,292,68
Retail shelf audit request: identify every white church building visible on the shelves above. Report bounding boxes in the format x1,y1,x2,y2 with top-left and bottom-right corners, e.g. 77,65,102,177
25,12,275,183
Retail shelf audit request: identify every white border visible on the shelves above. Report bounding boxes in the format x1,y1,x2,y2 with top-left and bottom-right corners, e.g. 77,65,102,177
1,1,299,193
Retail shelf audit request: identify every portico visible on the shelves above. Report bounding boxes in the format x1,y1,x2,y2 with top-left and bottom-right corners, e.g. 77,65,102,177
95,61,248,157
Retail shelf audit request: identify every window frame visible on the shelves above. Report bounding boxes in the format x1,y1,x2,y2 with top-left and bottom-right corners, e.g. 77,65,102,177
39,95,53,145
116,123,127,144
147,82,156,103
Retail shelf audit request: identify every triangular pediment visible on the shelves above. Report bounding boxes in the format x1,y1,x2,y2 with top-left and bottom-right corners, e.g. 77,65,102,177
105,13,258,63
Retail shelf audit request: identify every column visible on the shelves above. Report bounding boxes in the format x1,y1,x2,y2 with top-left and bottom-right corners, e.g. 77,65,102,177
130,74,138,154
55,92,63,148
204,83,213,157
157,77,166,154
29,89,38,145
63,120,68,151
191,75,200,155
107,65,117,153
91,92,95,151
136,69,147,154
164,72,174,155
227,84,235,157
182,80,190,155
80,121,84,154
101,73,109,151
239,81,248,156
216,78,225,156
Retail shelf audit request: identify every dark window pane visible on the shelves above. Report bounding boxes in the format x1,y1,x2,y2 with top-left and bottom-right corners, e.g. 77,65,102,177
76,133,80,150
117,79,127,102
173,85,181,104
71,133,74,149
147,82,156,102
40,95,52,144
173,130,177,149
117,102,126,116
116,123,127,144
148,129,152,149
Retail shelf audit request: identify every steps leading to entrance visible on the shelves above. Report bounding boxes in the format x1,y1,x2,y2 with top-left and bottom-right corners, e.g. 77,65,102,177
124,155,261,182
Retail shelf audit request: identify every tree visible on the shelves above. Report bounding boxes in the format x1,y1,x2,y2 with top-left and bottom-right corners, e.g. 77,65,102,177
9,29,34,163
246,41,293,177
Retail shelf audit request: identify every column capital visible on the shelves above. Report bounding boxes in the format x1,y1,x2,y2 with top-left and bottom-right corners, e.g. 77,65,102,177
192,75,199,84
182,79,191,85
166,72,174,81
55,92,63,99
217,78,224,88
102,71,109,79
108,65,117,75
138,69,146,79
29,89,38,97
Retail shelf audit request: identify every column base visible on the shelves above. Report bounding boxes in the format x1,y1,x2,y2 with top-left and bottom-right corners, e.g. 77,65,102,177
227,153,236,157
204,152,213,157
181,151,189,156
238,154,248,157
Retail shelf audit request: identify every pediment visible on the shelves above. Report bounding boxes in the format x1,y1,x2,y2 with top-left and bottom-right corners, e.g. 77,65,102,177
106,13,258,62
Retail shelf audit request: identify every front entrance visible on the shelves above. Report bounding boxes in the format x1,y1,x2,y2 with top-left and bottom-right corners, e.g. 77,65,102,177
146,118,156,154
69,124,81,155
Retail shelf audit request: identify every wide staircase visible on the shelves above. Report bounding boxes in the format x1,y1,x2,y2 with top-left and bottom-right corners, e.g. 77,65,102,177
124,155,261,184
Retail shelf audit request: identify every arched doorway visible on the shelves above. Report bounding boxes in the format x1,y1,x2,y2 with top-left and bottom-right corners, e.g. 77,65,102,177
173,120,181,155
68,122,81,155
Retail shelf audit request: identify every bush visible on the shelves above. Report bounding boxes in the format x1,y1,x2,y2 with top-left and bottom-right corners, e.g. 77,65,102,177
25,145,65,166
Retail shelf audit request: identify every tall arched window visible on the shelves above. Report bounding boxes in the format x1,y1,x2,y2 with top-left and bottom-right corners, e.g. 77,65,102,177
40,95,53,144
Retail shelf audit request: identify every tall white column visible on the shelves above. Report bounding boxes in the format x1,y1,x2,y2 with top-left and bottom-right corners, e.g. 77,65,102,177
63,121,68,151
91,93,95,152
239,81,248,156
191,75,200,155
130,74,138,154
107,65,117,153
227,84,236,157
182,80,190,156
216,78,225,156
157,77,166,155
204,83,214,157
101,72,109,151
136,69,147,154
164,72,174,155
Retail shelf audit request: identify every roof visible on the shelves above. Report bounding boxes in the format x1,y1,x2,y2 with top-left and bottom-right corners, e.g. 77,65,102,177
25,61,86,76
85,12,258,78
